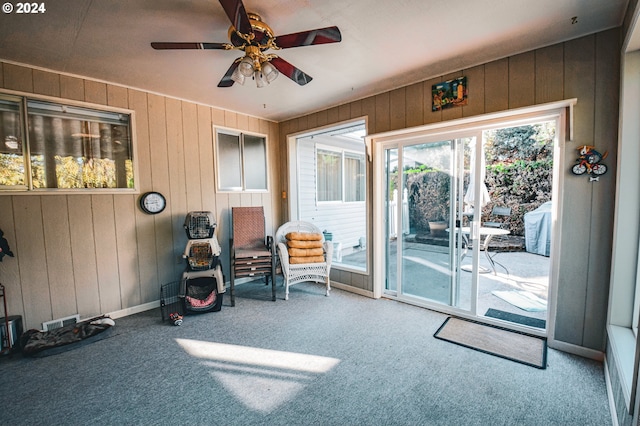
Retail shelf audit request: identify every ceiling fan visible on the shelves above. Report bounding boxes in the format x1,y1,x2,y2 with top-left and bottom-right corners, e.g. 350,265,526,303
151,0,342,88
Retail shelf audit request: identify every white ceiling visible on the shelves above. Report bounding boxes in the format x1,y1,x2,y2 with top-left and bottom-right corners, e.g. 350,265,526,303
0,0,629,122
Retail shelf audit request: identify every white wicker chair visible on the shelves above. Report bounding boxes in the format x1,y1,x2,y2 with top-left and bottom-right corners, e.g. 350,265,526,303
276,221,333,300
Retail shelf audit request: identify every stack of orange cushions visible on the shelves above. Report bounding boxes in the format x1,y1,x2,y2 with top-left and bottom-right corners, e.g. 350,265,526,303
285,232,325,264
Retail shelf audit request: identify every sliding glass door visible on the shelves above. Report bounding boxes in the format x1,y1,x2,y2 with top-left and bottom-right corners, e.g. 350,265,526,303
384,137,475,310
378,117,557,332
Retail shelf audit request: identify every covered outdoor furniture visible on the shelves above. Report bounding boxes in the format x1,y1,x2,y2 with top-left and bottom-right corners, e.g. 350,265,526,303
524,201,552,256
276,221,333,300
229,207,276,306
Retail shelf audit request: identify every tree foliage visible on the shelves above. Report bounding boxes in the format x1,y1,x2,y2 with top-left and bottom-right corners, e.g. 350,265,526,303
1,154,133,188
404,123,555,236
485,123,554,162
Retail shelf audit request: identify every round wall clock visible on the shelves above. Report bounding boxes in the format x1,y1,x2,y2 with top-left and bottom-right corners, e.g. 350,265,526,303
139,191,166,214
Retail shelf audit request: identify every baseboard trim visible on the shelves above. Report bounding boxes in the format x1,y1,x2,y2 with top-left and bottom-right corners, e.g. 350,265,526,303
107,300,159,319
604,356,621,426
548,339,605,361
331,282,374,298
104,283,373,319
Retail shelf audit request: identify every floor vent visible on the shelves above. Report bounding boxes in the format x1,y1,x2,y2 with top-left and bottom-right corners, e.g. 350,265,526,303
42,314,80,332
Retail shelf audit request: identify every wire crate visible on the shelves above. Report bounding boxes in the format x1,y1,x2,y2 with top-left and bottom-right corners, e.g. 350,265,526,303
184,211,216,239
160,281,184,321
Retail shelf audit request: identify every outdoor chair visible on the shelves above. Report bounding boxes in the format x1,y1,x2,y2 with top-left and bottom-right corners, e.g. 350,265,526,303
275,221,333,300
482,205,512,274
483,206,512,229
229,207,276,306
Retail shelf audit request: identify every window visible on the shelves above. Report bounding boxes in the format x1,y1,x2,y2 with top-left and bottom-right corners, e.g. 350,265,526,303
0,96,25,187
215,128,267,192
317,148,342,201
608,48,640,411
316,146,365,203
345,152,365,202
294,120,368,272
0,93,135,191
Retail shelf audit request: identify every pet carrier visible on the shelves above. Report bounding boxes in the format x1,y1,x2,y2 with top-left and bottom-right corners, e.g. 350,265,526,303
184,211,216,239
180,267,225,313
162,210,225,320
183,238,221,271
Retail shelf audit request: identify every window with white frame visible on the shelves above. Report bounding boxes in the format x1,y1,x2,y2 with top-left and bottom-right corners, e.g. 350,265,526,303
317,148,342,201
294,120,367,271
316,146,365,203
0,93,135,191
215,128,267,192
345,152,366,202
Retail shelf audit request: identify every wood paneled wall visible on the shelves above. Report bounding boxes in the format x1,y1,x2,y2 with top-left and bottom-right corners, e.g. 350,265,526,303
279,29,620,351
0,28,621,350
0,62,280,330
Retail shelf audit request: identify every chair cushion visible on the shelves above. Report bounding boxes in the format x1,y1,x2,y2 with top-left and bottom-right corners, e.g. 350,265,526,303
287,240,324,249
285,232,326,264
288,247,324,257
235,248,272,259
290,255,325,264
286,232,322,241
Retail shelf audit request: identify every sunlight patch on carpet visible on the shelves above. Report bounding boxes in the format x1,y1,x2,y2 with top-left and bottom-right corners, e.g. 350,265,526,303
176,338,340,372
176,338,341,413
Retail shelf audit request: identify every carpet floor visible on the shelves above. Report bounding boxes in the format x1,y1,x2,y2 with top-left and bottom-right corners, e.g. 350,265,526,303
0,280,611,425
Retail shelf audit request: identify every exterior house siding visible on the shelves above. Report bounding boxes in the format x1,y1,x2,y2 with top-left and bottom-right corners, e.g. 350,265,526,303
297,137,367,256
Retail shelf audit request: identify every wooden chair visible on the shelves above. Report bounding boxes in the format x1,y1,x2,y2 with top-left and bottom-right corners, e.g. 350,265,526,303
229,207,276,306
275,221,333,300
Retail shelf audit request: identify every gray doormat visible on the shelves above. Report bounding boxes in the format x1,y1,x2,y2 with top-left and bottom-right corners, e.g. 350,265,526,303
485,308,546,329
434,316,547,369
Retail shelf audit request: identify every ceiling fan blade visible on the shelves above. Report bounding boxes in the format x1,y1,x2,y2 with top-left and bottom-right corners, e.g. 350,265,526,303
270,57,312,86
218,61,239,87
151,42,228,50
275,26,342,49
218,0,253,36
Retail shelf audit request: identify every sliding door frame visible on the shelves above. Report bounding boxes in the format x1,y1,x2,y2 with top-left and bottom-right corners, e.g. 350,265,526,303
370,100,575,338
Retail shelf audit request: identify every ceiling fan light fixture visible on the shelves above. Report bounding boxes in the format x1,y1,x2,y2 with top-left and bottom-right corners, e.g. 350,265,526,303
151,1,342,88
255,69,268,88
238,56,255,77
262,61,279,83
231,65,246,85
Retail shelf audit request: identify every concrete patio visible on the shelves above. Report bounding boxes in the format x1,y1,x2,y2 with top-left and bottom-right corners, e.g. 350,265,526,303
341,236,549,329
